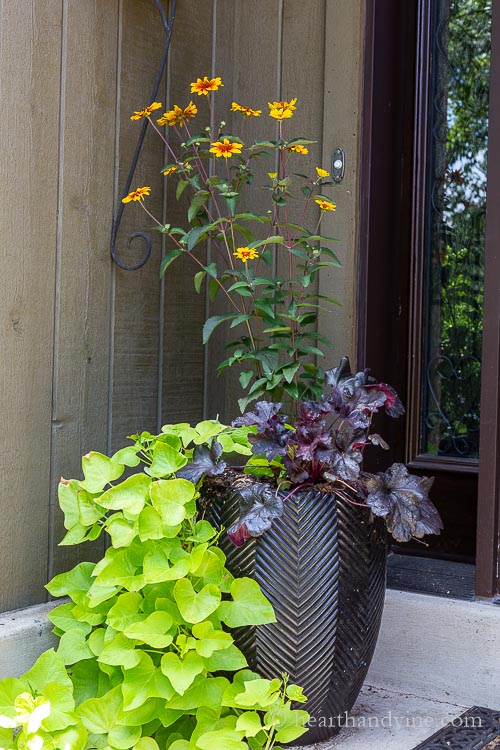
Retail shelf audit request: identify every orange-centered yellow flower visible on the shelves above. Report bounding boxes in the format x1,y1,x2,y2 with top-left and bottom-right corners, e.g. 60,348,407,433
209,138,243,158
190,76,223,96
161,165,178,176
268,97,297,120
315,198,337,212
130,102,162,121
157,101,198,127
122,186,151,203
316,167,330,178
288,144,309,154
233,247,259,262
231,101,262,118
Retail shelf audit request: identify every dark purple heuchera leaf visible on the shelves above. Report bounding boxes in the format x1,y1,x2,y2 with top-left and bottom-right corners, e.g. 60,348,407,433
227,484,284,547
364,463,443,542
233,401,288,461
323,357,405,427
177,441,226,483
330,448,363,482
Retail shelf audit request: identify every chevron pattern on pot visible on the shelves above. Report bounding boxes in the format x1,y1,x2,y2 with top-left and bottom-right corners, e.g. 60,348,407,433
208,481,387,745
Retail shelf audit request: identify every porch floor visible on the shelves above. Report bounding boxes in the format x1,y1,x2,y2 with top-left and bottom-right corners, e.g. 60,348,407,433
301,684,467,750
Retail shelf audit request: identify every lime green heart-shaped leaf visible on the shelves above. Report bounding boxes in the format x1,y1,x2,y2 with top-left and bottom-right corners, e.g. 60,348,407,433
121,653,174,711
173,580,221,624
108,723,142,749
80,452,124,493
160,652,204,695
165,676,229,711
150,479,196,525
106,516,138,548
98,474,152,516
203,644,247,672
0,678,29,728
217,578,275,627
57,628,93,665
191,622,232,657
77,685,122,734
235,711,262,737
124,612,174,648
149,442,188,477
106,593,142,631
45,561,95,604
196,729,247,750
24,649,73,693
98,633,141,669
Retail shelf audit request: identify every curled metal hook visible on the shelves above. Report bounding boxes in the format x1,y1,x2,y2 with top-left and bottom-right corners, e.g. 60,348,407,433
110,0,177,271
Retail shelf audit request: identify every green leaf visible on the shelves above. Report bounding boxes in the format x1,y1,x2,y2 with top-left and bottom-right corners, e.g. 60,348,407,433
160,652,204,696
40,682,77,732
112,446,141,468
98,633,141,670
124,612,174,649
150,479,196,526
248,235,285,250
24,649,73,693
176,180,189,201
80,452,124,493
202,644,247,672
98,474,152,516
187,225,207,251
57,628,93,665
239,371,253,390
208,278,219,303
149,442,188,477
232,678,281,708
45,562,95,603
133,739,160,750
106,515,138,548
191,622,232,657
160,249,183,278
286,137,317,146
121,653,174,711
106,592,142,631
196,729,247,750
286,684,307,702
58,479,81,531
48,602,91,635
268,705,310,743
234,212,270,224
281,362,300,383
229,313,252,328
202,313,239,344
0,677,29,728
166,677,229,711
173,580,221,624
194,271,206,293
109,724,142,749
235,712,262,737
217,578,275,628
138,506,181,541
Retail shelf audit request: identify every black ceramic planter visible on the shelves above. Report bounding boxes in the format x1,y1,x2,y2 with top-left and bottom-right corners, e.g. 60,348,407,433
208,480,387,745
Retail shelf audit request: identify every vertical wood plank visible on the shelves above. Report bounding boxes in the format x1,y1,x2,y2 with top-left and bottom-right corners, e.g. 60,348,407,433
207,0,283,421
318,0,364,368
112,0,167,449
280,0,328,390
0,0,62,610
161,1,214,425
49,0,119,578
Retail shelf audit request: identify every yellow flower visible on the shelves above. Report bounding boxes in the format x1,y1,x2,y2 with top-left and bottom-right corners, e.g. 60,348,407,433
316,167,330,178
122,186,151,203
130,102,162,121
288,144,309,154
209,138,243,158
233,247,259,262
315,198,337,212
190,76,223,96
157,101,198,127
268,172,278,179
231,101,262,118
268,97,297,120
161,165,178,176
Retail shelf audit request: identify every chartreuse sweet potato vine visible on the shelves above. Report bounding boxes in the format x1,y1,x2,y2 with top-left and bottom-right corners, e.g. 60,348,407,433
0,421,309,750
124,78,341,413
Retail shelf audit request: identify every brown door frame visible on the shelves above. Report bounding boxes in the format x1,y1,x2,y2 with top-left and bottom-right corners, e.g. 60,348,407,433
359,0,500,597
476,0,500,599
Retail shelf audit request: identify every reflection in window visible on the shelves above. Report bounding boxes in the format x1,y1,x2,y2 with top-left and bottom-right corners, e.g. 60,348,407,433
422,0,491,458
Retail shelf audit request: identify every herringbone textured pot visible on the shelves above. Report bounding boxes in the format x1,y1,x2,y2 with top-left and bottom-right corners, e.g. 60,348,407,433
208,482,387,744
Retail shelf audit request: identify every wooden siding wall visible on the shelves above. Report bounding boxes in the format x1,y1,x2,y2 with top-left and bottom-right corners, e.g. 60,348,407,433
0,0,363,613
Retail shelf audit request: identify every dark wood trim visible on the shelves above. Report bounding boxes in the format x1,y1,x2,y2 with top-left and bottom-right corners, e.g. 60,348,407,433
476,0,500,599
408,455,479,475
406,0,432,464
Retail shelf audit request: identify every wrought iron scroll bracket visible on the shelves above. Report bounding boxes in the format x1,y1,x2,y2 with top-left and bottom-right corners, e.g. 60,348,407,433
110,0,177,271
